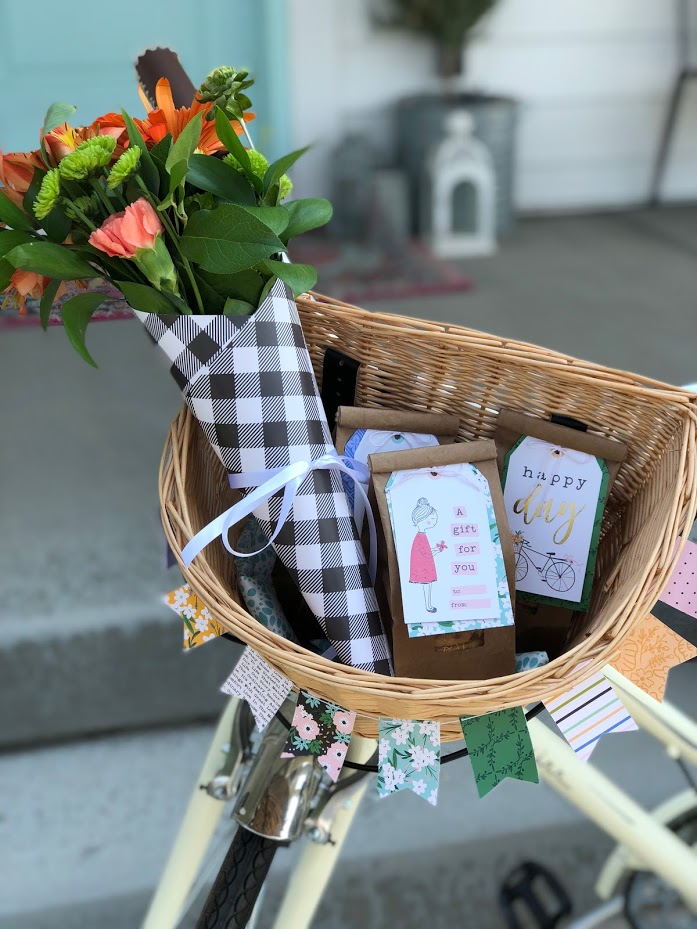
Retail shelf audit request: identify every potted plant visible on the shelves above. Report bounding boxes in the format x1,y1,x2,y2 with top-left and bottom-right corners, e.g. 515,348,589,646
378,0,518,234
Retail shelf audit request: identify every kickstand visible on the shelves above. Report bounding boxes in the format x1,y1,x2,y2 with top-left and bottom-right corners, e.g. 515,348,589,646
499,861,573,929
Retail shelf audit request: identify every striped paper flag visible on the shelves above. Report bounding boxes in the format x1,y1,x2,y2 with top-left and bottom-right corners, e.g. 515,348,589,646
544,669,637,761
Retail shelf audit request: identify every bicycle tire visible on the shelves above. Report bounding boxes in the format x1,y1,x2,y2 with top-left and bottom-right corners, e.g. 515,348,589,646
195,826,278,929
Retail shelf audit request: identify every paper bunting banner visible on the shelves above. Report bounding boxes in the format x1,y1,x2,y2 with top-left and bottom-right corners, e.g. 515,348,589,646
164,584,225,649
460,708,539,798
221,647,291,731
377,719,440,805
545,669,637,761
658,539,697,620
280,692,356,782
610,612,697,702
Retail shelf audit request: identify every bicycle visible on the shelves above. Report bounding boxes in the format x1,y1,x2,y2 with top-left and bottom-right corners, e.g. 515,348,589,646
513,538,577,593
139,651,697,929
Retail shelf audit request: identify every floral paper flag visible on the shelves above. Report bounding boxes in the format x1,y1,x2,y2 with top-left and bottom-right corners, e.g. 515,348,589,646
221,647,291,731
377,719,440,805
658,539,697,619
544,669,637,761
164,584,225,650
460,708,538,798
281,692,356,782
610,613,697,702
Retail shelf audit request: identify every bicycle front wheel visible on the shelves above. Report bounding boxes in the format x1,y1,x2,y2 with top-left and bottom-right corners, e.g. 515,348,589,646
196,826,277,929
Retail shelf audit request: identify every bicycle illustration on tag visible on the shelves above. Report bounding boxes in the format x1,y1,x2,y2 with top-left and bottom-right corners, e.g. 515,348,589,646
512,534,576,593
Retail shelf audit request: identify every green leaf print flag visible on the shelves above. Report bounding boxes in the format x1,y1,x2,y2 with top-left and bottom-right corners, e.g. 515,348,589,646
460,707,538,798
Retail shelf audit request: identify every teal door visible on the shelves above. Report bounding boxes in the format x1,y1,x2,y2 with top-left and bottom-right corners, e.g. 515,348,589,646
0,0,289,160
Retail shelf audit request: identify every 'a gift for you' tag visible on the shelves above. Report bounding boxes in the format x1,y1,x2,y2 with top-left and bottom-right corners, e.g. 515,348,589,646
502,437,609,610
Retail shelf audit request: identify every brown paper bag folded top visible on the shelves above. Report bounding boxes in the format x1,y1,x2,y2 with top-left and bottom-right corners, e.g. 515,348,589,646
494,409,628,655
335,407,460,455
368,439,516,681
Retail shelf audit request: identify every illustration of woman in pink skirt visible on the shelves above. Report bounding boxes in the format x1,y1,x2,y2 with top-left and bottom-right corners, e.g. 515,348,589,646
410,497,441,613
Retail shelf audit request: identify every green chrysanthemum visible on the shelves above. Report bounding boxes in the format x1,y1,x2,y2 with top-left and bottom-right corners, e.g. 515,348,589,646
198,65,254,122
107,146,141,189
64,195,99,222
59,136,117,181
33,168,61,220
225,149,293,201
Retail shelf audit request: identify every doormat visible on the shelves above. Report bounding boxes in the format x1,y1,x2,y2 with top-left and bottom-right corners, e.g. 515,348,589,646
289,237,473,304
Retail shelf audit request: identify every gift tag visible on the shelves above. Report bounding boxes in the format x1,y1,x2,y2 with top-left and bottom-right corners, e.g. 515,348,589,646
502,437,609,610
385,463,513,633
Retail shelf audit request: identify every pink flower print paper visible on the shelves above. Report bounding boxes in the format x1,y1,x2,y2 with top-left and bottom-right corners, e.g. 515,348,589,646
281,692,356,782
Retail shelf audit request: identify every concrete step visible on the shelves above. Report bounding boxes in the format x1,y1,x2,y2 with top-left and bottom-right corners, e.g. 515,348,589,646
0,321,242,748
2,664,695,929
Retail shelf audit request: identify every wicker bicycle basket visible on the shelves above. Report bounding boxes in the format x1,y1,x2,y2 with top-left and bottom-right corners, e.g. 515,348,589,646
159,292,697,740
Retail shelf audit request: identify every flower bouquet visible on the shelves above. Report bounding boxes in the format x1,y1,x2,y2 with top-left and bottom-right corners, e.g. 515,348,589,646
0,67,391,674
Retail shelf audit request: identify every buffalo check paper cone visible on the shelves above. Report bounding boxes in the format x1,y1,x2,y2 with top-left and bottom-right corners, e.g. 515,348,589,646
135,280,391,674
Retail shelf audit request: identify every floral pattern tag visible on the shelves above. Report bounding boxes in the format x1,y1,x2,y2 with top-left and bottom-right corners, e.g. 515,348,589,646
609,612,697,702
164,584,225,649
377,719,440,805
460,708,539,798
281,692,356,783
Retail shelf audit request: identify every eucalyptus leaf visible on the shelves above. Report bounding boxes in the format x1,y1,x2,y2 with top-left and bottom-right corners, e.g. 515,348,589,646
180,205,285,274
281,198,333,243
263,146,309,195
39,279,61,330
61,292,106,366
0,230,34,260
117,280,180,315
121,110,159,193
166,112,203,174
240,205,289,236
5,241,100,280
214,109,250,172
198,268,265,305
0,190,35,232
258,259,317,296
223,297,255,316
41,102,77,140
186,154,256,205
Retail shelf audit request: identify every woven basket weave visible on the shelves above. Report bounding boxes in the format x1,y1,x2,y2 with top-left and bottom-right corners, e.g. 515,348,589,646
159,292,697,740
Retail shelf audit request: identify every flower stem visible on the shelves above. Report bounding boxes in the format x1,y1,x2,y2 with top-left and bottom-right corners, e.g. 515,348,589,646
64,200,96,231
90,179,117,217
134,176,204,313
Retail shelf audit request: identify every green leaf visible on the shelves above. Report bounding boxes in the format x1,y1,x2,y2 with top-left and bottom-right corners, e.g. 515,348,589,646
263,146,309,195
39,279,61,330
149,134,173,195
41,102,77,140
180,204,285,274
214,108,250,172
241,205,289,236
22,166,71,242
167,160,189,196
223,297,255,316
166,112,203,175
0,190,35,232
5,241,100,280
198,268,265,305
258,259,316,297
120,110,159,194
257,274,277,306
116,280,179,314
193,273,226,313
0,230,34,260
281,198,333,243
0,259,13,292
185,154,256,205
61,292,106,366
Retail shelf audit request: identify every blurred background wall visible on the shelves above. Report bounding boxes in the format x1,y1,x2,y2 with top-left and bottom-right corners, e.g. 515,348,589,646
289,0,697,209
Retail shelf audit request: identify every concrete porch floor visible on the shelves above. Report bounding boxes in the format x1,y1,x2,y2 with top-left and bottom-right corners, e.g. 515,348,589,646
1,206,696,927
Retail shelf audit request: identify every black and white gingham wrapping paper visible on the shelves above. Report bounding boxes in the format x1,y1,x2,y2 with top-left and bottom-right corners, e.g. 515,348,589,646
134,280,391,674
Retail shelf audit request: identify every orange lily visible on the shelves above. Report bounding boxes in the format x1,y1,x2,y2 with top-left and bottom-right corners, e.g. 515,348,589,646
0,150,44,208
44,120,125,165
135,78,255,154
2,270,67,314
